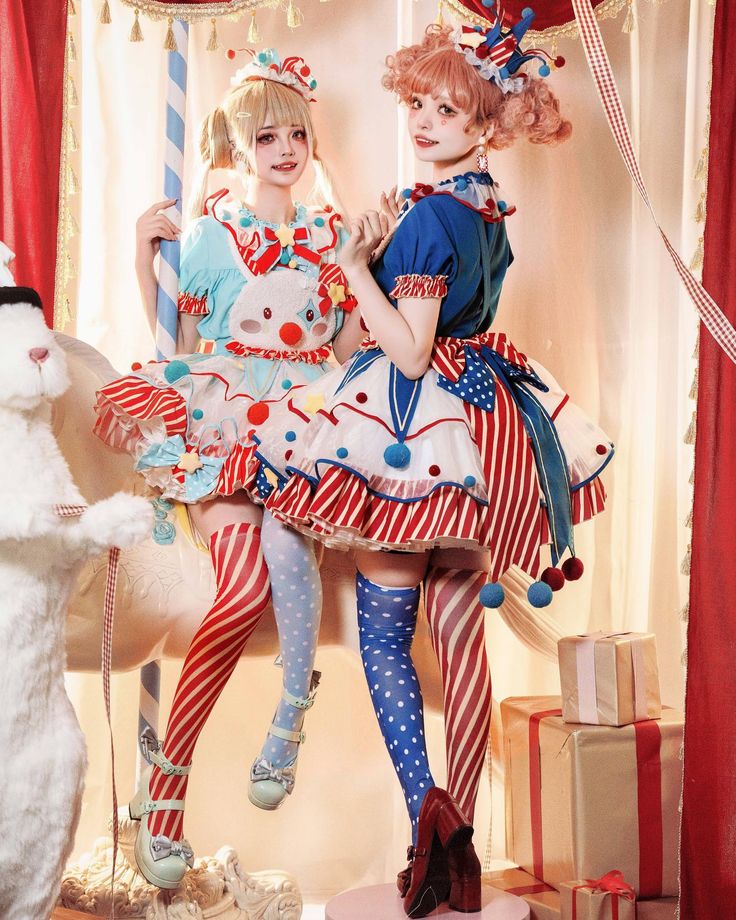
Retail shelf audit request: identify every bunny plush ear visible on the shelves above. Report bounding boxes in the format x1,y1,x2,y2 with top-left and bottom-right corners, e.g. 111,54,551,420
0,286,43,309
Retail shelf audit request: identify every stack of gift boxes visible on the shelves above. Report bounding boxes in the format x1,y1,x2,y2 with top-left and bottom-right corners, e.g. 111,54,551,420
486,632,682,919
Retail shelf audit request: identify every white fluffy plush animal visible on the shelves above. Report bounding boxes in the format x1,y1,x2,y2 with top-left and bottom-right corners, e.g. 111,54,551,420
0,289,153,920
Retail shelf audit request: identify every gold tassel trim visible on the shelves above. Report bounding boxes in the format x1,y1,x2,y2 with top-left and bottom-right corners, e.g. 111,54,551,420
695,193,707,224
99,0,112,24
679,601,689,622
66,253,77,280
689,467,695,486
207,18,219,51
689,367,698,401
58,297,73,331
69,77,79,108
69,122,79,153
164,17,178,51
68,167,79,197
248,11,260,43
685,507,693,529
68,0,76,15
684,413,696,445
286,0,303,29
681,545,691,577
68,31,78,63
690,237,704,272
435,0,445,26
694,148,708,182
130,9,144,41
680,647,688,667
622,0,635,33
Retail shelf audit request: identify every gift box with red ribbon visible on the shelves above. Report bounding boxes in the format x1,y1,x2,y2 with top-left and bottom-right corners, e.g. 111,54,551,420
559,871,637,919
502,696,683,897
558,632,661,726
486,867,561,919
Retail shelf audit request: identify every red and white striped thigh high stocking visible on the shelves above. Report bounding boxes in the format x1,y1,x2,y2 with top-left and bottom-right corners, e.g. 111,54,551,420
423,567,491,823
147,521,271,841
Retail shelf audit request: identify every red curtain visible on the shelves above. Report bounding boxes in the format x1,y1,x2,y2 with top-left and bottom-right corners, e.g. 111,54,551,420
0,0,67,326
458,0,610,30
680,7,736,917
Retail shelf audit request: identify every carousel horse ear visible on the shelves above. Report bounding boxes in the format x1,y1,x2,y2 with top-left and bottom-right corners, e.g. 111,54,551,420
0,285,43,309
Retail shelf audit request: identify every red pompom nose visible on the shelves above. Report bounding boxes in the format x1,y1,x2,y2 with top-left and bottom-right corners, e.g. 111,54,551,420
29,347,49,364
279,322,303,346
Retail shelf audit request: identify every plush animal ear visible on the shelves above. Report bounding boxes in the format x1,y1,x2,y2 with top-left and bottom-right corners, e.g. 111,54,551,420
0,286,43,309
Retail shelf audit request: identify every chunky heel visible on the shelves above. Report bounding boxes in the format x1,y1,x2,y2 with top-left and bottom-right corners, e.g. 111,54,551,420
436,799,473,849
447,841,482,913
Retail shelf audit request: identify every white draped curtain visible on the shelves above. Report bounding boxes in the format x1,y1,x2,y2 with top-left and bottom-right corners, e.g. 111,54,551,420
65,0,712,903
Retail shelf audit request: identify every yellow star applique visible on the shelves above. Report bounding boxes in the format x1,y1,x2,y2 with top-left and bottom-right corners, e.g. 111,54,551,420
460,32,487,50
274,224,296,248
303,393,325,415
327,282,346,305
178,450,203,473
265,468,279,488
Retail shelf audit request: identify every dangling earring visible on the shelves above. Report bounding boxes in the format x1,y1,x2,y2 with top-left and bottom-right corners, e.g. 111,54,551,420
476,143,489,175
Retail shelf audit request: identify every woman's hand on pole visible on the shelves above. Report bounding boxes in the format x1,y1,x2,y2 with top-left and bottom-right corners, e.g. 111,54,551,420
135,198,180,267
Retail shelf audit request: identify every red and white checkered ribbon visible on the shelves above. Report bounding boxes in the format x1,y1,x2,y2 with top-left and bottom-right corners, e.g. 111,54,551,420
572,0,736,364
55,504,120,918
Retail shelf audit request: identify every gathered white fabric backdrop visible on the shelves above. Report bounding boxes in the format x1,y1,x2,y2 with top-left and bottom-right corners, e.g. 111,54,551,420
64,0,713,901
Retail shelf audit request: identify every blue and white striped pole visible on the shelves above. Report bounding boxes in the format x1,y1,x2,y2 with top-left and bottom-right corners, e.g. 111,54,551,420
137,19,189,787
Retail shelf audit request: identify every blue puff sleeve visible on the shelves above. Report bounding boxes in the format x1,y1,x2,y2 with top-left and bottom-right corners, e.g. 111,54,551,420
177,218,213,315
384,196,458,299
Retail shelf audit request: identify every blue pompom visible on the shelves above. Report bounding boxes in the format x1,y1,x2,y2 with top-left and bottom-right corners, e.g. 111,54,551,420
455,177,468,191
527,581,553,608
481,0,495,6
239,216,252,228
314,216,325,227
279,250,291,264
401,188,413,200
309,79,318,89
164,360,190,383
336,447,349,459
522,6,533,16
539,64,551,77
257,52,268,63
474,25,483,32
479,582,505,608
463,475,477,488
384,442,411,469
497,200,508,212
282,379,293,390
192,408,204,421
285,430,297,442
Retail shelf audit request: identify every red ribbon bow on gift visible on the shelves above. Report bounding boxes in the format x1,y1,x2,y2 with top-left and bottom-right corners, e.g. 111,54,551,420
248,225,321,275
572,871,637,920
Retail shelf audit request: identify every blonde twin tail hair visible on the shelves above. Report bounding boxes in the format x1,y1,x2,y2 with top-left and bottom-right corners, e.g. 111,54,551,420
188,76,343,219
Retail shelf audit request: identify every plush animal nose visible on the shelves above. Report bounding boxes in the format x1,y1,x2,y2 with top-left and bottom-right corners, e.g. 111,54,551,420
279,322,303,347
29,347,49,364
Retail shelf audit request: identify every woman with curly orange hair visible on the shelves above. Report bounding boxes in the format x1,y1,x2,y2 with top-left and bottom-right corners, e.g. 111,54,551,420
250,16,612,916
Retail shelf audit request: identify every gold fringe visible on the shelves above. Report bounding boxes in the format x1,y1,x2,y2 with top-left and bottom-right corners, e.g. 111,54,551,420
69,122,79,153
58,297,73,331
689,367,698,401
694,148,708,182
689,467,695,486
286,0,303,29
164,17,178,51
681,545,692,577
684,413,696,445
68,167,79,197
99,0,112,24
248,11,260,43
68,0,76,15
207,18,219,51
690,237,704,272
695,193,707,224
685,507,693,529
679,601,689,622
68,31,77,63
622,0,635,33
120,0,283,22
130,9,144,41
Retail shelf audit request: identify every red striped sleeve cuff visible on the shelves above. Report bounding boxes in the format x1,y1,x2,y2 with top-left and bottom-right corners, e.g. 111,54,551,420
178,292,209,315
390,274,448,300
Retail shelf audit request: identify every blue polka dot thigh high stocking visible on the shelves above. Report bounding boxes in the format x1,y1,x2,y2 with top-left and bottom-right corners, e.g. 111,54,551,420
356,572,435,844
248,512,323,810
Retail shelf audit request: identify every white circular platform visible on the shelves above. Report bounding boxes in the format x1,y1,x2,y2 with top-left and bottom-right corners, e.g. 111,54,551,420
326,882,530,919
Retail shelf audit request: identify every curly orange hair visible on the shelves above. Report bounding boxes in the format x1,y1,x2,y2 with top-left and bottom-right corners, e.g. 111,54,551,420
383,25,571,149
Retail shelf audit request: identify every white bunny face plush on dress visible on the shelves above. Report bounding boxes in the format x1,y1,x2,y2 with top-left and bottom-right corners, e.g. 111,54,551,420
0,287,152,920
228,269,338,353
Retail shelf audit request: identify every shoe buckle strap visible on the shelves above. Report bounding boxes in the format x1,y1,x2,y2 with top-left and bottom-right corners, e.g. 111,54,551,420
142,797,186,814
139,728,191,776
269,724,306,745
282,687,316,711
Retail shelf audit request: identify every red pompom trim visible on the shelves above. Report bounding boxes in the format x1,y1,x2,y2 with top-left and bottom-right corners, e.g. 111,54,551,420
562,557,585,581
247,402,270,426
541,567,565,591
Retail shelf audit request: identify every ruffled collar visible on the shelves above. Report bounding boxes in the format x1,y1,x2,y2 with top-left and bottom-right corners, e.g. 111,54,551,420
205,189,309,230
399,171,515,224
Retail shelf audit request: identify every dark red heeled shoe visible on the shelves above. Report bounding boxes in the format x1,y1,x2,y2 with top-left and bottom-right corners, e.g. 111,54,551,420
397,846,413,897
402,787,473,918
447,839,482,913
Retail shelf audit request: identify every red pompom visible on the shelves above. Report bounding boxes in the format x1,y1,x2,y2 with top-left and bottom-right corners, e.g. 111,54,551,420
541,567,565,591
356,392,368,404
596,444,608,455
301,65,311,76
562,557,585,581
247,402,270,425
429,464,441,477
131,361,142,371
226,49,236,60
285,449,293,461
555,56,566,68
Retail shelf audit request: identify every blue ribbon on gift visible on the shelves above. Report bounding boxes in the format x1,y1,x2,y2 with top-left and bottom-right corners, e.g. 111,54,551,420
136,435,225,502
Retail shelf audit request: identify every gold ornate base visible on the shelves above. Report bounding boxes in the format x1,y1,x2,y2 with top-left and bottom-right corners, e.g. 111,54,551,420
59,813,302,919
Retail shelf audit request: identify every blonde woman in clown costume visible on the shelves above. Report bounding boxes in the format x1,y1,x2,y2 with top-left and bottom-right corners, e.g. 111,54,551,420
250,12,613,917
94,50,363,889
